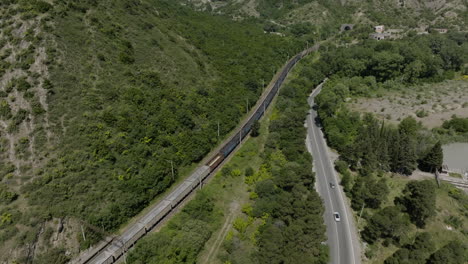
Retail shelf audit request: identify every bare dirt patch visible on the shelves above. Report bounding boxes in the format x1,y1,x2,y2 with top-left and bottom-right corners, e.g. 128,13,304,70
348,80,468,128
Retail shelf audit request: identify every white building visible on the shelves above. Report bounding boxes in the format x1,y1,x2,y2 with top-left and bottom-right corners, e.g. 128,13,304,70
374,25,385,33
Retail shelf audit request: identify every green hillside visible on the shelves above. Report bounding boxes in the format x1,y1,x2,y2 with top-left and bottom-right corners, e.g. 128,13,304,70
0,0,301,262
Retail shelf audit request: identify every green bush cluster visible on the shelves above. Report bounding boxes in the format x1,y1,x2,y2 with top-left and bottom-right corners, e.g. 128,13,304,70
442,116,468,133
18,0,52,14
0,185,18,204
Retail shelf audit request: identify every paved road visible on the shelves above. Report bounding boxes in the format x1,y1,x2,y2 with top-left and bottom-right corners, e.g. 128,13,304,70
305,82,361,264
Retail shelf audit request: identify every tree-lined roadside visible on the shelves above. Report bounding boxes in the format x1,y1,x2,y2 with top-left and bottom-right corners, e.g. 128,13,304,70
310,33,468,263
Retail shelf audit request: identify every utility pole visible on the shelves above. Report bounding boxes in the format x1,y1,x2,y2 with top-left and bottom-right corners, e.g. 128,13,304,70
170,160,174,181
199,171,202,189
81,225,86,242
165,160,174,181
246,98,249,113
217,121,220,139
357,202,365,225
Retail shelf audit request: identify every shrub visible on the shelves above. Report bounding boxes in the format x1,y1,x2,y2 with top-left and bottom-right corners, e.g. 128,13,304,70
415,109,428,118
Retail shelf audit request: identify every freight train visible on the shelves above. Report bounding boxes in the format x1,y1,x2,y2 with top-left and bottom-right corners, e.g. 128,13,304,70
85,45,319,264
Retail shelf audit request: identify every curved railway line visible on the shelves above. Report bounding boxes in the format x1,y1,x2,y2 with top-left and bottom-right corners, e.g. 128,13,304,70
71,45,320,264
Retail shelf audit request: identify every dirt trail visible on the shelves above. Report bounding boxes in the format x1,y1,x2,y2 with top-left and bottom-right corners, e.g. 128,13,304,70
203,202,239,264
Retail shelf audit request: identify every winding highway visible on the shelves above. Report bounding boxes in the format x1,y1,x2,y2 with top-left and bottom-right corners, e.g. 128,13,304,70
306,82,361,264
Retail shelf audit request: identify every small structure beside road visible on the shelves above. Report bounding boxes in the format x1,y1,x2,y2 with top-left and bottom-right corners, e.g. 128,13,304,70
370,25,403,40
432,28,448,34
370,32,390,40
374,25,385,33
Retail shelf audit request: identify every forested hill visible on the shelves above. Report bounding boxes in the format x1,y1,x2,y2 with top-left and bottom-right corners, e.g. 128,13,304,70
0,0,302,262
179,0,467,40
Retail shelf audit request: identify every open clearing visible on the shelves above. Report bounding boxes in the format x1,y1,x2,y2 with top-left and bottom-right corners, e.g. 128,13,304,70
348,80,468,128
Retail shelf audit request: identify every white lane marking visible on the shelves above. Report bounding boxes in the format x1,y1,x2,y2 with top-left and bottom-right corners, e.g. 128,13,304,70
315,125,358,264
307,112,341,264
310,95,357,264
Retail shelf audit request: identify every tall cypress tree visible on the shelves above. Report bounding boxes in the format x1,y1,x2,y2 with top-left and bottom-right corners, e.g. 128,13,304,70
419,141,443,172
399,134,418,175
390,131,417,175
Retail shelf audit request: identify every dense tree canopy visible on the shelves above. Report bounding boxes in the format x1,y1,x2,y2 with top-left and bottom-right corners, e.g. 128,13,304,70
395,180,436,228
426,240,467,264
384,232,435,264
362,206,411,244
419,142,443,172
442,117,468,133
350,175,389,210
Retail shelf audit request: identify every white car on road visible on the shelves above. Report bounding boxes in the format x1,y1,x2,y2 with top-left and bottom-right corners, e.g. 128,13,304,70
334,212,341,222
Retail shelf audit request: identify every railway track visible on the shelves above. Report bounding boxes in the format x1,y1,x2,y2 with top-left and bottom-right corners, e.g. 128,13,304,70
71,45,320,264
440,178,468,189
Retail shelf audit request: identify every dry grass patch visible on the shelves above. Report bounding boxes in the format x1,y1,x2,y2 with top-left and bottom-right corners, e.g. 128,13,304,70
349,80,468,128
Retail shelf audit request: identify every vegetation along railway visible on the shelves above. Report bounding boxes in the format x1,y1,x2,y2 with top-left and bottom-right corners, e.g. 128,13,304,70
74,44,320,264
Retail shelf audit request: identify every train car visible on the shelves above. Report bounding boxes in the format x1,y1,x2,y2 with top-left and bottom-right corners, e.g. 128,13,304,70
240,125,249,141
250,108,262,124
243,107,261,134
139,199,172,231
148,200,171,228
92,250,114,264
185,166,211,189
220,131,241,157
164,180,193,208
122,222,146,249
207,154,223,170
264,89,275,108
184,170,198,189
199,165,211,181
107,241,124,262
102,255,114,264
